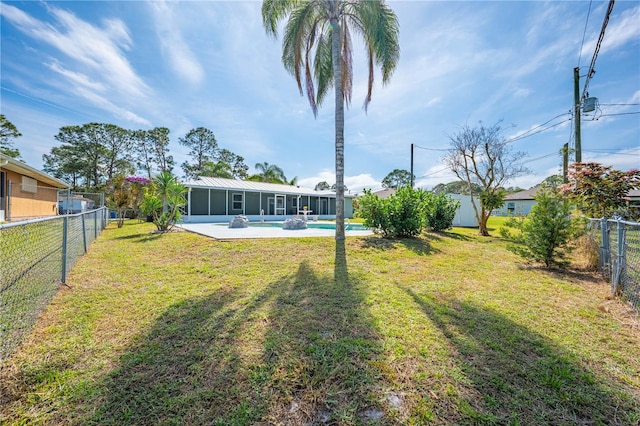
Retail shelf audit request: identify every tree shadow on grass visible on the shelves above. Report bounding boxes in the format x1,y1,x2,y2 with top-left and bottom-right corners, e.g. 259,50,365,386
113,232,163,243
433,230,473,241
82,247,394,424
404,288,640,425
358,235,437,256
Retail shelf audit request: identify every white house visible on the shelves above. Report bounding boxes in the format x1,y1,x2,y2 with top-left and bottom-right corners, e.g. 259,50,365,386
493,188,538,216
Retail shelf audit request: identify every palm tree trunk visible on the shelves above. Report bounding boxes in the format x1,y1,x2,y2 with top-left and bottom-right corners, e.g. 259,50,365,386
330,10,345,241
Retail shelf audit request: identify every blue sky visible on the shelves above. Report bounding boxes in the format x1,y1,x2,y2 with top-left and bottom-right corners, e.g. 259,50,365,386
1,1,639,193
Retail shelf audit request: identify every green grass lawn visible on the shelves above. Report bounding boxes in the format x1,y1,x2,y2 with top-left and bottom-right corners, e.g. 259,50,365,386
1,219,639,425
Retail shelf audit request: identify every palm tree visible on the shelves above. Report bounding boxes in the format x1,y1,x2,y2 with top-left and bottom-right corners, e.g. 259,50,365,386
254,162,287,183
262,0,399,240
141,171,186,232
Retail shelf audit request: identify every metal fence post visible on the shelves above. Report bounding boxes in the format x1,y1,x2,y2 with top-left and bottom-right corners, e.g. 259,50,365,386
61,216,68,284
600,218,609,270
94,211,98,239
612,220,626,295
81,213,88,253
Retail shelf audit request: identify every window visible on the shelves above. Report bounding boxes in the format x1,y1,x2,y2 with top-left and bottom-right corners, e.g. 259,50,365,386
507,202,515,214
22,176,37,193
232,193,243,210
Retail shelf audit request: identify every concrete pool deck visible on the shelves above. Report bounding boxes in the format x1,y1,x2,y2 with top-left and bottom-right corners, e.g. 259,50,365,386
178,223,374,239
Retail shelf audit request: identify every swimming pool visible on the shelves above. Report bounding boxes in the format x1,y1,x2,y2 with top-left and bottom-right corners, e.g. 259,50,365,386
245,221,368,231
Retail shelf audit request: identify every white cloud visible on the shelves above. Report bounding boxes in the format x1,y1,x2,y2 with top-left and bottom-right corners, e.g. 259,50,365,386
581,5,640,58
149,1,204,85
1,3,150,113
297,171,381,194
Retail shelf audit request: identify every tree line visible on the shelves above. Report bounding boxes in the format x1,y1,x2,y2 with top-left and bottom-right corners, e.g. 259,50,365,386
1,116,309,191
40,124,250,191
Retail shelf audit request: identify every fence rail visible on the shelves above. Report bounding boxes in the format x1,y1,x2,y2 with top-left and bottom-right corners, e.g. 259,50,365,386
587,218,640,312
0,208,109,362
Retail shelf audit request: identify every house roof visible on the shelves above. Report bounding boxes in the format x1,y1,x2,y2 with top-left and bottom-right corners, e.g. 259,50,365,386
505,188,538,200
507,187,640,201
0,153,70,189
183,176,355,198
372,188,396,199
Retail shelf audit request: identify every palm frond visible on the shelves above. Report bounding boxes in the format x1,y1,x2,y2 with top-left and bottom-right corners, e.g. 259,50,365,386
262,0,300,36
282,3,319,97
358,1,400,84
265,0,399,113
340,18,353,107
305,26,318,117
314,28,334,107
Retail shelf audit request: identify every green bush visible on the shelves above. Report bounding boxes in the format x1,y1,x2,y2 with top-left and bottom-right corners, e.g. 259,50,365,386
424,192,460,231
141,172,187,232
500,187,577,267
356,187,427,238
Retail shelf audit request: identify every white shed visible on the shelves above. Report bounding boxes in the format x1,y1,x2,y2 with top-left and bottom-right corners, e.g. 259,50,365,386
449,194,479,228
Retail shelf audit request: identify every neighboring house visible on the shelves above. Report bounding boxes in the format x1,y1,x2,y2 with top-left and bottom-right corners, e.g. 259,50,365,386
628,189,640,206
494,188,640,218
0,153,70,222
372,188,396,199
493,188,538,216
182,177,355,223
58,195,96,214
449,194,479,227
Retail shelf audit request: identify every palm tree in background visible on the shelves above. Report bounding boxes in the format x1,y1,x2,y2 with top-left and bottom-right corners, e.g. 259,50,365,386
254,162,287,183
262,0,400,240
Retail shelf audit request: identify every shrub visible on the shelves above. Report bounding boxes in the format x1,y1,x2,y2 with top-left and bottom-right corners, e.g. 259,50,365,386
105,175,150,228
424,192,460,231
561,162,640,218
141,172,187,232
356,187,426,238
500,187,577,267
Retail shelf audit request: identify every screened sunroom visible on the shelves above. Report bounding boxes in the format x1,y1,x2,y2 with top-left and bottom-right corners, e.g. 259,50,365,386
182,177,354,223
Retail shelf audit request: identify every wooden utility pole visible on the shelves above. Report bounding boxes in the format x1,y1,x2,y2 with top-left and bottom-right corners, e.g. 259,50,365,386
410,143,414,188
562,143,569,183
573,67,582,163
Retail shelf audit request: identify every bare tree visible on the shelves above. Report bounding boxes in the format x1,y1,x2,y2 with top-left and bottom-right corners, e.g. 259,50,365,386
443,121,529,236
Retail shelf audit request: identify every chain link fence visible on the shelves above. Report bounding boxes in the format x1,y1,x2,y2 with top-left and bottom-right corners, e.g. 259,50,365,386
0,208,109,362
586,218,640,312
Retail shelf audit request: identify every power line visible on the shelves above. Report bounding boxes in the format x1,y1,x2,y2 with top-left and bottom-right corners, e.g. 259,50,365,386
505,112,571,143
506,117,573,144
528,152,559,163
598,112,640,117
413,145,449,152
581,0,615,100
577,0,594,68
584,149,640,155
418,167,450,178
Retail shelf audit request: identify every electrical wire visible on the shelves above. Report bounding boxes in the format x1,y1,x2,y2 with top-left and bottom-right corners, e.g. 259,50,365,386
413,145,450,152
418,167,450,178
584,149,640,155
506,117,573,144
505,112,572,143
577,0,594,68
581,0,615,101
598,112,640,117
527,152,559,163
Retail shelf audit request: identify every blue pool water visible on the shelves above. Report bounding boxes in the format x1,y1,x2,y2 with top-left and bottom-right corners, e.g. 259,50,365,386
246,221,368,231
